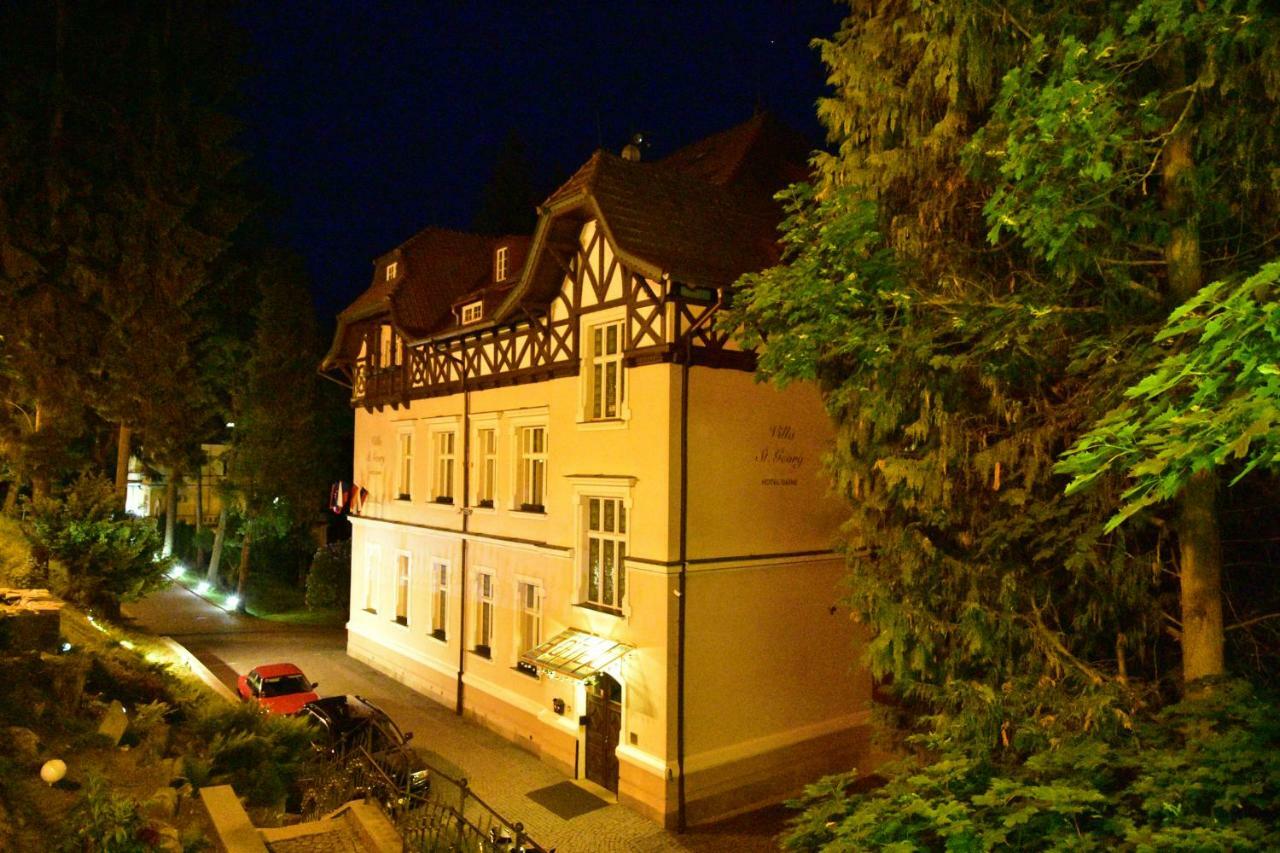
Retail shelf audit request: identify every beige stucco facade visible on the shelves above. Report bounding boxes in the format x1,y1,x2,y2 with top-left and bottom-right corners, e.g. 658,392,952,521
340,217,873,828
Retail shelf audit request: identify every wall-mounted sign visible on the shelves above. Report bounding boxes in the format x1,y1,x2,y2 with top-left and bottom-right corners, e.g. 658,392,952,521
756,424,803,486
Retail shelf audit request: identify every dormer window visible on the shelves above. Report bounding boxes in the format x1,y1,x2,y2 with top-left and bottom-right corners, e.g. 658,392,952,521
495,246,509,282
461,301,484,325
385,261,398,281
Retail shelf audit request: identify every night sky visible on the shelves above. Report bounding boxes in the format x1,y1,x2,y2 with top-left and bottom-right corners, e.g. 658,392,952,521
234,2,845,323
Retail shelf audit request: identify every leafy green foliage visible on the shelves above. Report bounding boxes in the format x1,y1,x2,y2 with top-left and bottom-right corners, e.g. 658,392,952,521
190,700,318,807
61,775,160,853
784,682,1280,851
727,0,1280,846
23,473,169,616
306,539,351,611
1060,262,1280,529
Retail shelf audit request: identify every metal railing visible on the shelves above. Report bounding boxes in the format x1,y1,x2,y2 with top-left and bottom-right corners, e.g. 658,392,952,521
301,746,550,853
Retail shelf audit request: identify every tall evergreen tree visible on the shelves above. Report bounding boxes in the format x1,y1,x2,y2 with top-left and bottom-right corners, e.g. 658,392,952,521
0,1,248,499
472,129,537,236
724,0,1280,846
220,251,328,606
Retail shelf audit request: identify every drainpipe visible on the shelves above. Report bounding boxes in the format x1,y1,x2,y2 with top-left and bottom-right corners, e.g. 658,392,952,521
676,287,723,832
438,340,471,716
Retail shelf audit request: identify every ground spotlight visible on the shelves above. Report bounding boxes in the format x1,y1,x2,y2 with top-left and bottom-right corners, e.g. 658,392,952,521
225,595,241,611
196,581,211,595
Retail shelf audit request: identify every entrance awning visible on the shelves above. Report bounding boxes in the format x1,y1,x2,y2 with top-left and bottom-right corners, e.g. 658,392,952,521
519,628,633,681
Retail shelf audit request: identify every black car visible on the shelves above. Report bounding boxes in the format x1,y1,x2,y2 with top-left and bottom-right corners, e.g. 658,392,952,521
300,695,430,797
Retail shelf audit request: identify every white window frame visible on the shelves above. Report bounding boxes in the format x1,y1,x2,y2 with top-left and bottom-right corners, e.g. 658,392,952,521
577,306,630,426
385,261,398,281
473,569,495,658
430,559,450,642
514,577,543,677
473,417,499,509
461,301,483,324
364,544,382,614
495,246,509,282
395,427,413,501
515,424,547,513
589,319,625,420
568,476,635,617
424,417,460,506
393,551,411,626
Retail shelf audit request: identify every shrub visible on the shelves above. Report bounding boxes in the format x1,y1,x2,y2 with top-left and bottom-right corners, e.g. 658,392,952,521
190,701,319,807
85,650,175,708
22,473,169,619
305,539,350,611
783,681,1280,851
61,775,160,852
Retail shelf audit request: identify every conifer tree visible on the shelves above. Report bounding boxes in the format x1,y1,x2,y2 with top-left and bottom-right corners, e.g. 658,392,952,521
725,0,1280,846
220,252,329,607
729,0,1280,716
0,1,248,499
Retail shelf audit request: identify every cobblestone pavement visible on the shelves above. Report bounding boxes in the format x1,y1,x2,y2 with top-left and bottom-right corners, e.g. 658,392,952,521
124,587,788,853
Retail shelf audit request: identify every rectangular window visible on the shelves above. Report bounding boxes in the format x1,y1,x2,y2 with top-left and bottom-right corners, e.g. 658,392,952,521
386,261,398,281
364,546,381,613
461,301,483,324
495,246,509,281
476,427,497,508
379,325,393,368
589,321,624,420
431,561,449,641
516,426,547,512
585,497,626,611
433,431,455,504
396,431,413,500
474,571,494,657
515,581,542,677
394,553,410,625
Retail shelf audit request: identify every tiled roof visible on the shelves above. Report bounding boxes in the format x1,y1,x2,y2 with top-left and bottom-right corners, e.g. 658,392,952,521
346,228,496,337
542,149,780,288
658,110,812,194
325,113,809,369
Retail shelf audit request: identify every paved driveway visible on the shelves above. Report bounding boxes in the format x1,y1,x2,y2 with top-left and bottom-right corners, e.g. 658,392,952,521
123,585,788,853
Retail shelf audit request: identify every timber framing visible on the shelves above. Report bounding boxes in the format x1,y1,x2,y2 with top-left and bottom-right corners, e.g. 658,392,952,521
349,222,754,410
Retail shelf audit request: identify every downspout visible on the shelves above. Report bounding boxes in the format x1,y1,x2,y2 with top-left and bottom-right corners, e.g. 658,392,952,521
447,339,472,716
676,286,723,832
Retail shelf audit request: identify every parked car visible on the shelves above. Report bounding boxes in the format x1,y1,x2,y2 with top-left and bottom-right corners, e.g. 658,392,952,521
300,694,430,797
236,663,319,715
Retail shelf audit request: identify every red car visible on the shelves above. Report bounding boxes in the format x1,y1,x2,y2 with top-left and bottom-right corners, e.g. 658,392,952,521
237,663,319,714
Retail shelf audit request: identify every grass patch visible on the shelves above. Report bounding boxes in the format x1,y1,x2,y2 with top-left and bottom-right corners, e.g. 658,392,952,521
244,572,344,627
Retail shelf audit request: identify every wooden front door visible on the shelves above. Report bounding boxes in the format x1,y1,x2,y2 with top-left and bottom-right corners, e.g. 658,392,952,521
584,673,622,793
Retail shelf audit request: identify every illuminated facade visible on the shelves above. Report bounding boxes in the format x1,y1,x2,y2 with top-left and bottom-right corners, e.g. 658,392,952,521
125,443,229,525
322,115,873,827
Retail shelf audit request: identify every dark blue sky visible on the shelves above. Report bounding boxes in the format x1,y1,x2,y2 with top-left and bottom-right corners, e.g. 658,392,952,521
235,2,846,321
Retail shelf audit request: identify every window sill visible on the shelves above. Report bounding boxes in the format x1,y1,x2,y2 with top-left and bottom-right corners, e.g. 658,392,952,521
363,608,377,615
393,616,408,627
431,497,455,506
470,503,498,516
394,495,412,503
514,662,540,680
575,417,629,432
509,507,548,520
469,647,492,662
429,629,448,644
573,601,624,619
